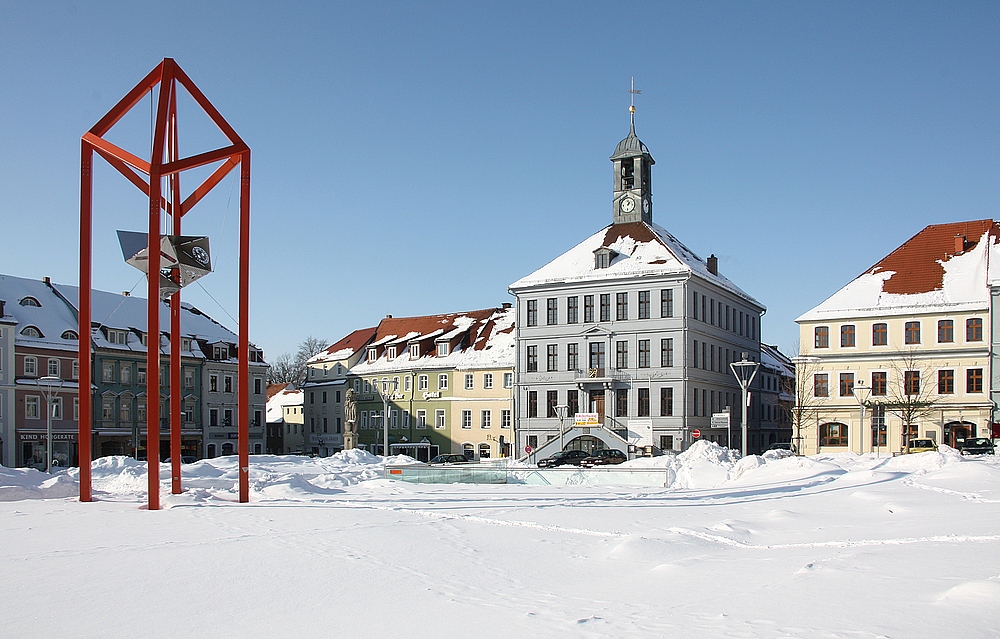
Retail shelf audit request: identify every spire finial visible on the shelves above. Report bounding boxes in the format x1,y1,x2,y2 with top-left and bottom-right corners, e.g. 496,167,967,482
628,76,641,131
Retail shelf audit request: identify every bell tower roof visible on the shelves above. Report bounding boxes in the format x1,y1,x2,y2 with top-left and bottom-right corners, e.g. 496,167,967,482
610,118,654,162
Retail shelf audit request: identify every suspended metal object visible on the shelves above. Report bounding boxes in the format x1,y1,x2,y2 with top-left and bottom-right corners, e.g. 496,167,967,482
117,231,212,300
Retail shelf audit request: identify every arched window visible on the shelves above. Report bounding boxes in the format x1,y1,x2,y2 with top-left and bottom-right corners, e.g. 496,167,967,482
820,422,849,447
463,443,475,460
19,297,40,307
20,326,42,338
61,330,78,340
478,443,491,459
221,442,234,455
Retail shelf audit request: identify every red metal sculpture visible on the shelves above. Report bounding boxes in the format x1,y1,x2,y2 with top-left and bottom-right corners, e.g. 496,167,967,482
79,59,251,509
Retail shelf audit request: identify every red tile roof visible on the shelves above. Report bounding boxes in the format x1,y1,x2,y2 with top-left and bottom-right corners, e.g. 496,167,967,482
319,326,378,358
373,308,498,346
266,382,290,400
870,219,1000,295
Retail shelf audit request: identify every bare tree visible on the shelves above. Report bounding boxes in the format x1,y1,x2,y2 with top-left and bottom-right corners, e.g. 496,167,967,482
785,354,822,455
266,337,330,387
883,349,938,451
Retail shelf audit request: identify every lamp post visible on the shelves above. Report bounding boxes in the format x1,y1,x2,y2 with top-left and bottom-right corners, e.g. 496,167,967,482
730,353,759,458
852,380,872,456
38,376,65,473
555,404,568,451
380,378,398,477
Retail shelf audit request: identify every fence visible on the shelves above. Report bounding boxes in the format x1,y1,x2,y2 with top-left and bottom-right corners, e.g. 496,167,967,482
385,462,674,487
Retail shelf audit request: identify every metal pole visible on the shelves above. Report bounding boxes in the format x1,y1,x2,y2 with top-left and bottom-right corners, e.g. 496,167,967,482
238,150,251,503
741,386,749,458
78,141,93,501
169,88,183,495
46,394,53,473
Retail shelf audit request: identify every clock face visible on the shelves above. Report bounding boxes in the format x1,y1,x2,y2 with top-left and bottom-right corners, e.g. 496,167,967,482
642,198,650,215
620,197,635,213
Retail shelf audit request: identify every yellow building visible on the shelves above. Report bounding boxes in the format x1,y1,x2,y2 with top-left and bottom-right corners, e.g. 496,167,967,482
796,220,996,454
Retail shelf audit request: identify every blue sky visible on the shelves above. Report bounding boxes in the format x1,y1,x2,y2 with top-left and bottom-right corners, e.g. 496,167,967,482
2,2,999,360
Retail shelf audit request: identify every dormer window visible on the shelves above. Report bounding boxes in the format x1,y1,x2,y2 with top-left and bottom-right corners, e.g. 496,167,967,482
181,338,191,352
61,330,78,340
410,344,420,359
19,297,41,307
368,347,377,362
594,248,617,269
387,346,397,359
437,342,449,357
213,345,226,360
21,325,43,338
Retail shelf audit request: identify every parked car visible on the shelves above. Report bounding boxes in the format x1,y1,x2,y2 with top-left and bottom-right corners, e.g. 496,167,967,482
958,438,996,455
427,454,471,465
580,449,628,467
537,449,590,468
906,438,938,453
767,442,794,452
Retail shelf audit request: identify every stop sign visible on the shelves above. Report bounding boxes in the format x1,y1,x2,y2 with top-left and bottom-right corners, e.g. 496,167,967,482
692,429,702,439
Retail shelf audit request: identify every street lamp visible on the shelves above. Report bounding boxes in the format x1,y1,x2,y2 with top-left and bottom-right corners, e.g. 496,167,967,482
730,353,759,458
38,376,65,473
852,379,872,456
555,404,569,450
379,378,398,477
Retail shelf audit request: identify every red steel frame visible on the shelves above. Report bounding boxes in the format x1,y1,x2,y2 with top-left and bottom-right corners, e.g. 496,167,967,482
79,59,251,509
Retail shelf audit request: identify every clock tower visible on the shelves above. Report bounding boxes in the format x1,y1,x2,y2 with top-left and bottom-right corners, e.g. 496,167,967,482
610,109,654,225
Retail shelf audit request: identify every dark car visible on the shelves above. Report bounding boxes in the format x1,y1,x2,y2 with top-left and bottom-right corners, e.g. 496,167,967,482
958,438,995,455
428,454,472,465
537,449,591,468
580,449,628,467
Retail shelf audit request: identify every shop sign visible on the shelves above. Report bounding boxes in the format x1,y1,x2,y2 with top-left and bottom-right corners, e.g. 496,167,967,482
19,433,77,442
422,392,441,399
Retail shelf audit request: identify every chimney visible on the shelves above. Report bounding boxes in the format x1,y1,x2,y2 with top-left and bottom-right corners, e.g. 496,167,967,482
0,300,5,317
385,314,392,319
42,276,51,286
707,254,718,276
955,234,966,254
122,291,130,297
502,302,512,309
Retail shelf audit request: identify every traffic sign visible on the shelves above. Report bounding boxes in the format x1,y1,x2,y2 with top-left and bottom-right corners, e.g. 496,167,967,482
692,429,702,439
525,445,533,454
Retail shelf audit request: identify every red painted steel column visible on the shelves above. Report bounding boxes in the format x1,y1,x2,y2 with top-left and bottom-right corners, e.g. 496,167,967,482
147,170,162,511
238,151,251,502
169,92,182,495
78,142,93,502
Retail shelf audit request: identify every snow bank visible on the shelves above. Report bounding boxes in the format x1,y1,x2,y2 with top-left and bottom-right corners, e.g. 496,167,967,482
0,466,78,501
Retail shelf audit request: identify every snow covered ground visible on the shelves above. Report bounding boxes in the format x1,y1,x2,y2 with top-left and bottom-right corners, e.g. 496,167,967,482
1,442,998,638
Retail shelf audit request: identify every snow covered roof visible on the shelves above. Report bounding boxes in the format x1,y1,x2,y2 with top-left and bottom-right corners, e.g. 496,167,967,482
350,306,515,374
0,274,81,352
266,382,291,401
509,221,762,308
797,220,1000,322
266,387,302,423
308,326,377,364
760,343,794,377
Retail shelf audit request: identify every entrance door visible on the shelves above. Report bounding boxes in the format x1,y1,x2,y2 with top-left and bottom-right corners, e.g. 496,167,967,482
589,390,605,423
944,421,974,448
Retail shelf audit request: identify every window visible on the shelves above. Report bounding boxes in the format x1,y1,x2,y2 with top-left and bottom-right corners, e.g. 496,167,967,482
526,300,538,327
638,388,649,417
589,342,605,371
871,406,887,446
547,345,558,371
820,422,848,447
224,409,233,426
584,295,594,323
120,400,130,422
503,372,513,388
19,296,40,307
567,343,579,371
638,340,650,368
526,345,538,372
938,369,954,394
403,376,412,392
224,376,233,393
210,408,219,427
814,373,829,397
904,370,920,395
483,373,493,389
967,318,983,342
546,298,558,325
616,293,628,320
600,294,611,322
17,326,40,338
567,389,578,415
72,360,79,380
462,410,472,429
120,365,131,385
25,395,39,419
322,391,327,404
841,325,855,348
184,368,194,389
659,289,674,318
528,391,537,417
872,323,888,346
839,373,854,397
547,390,558,418
410,344,420,359
416,410,427,429
661,338,673,367
363,379,371,393
616,341,628,369
73,398,79,421
814,326,829,348
637,291,650,319
418,375,428,391
660,387,673,416
692,292,698,320
437,342,449,357
615,388,628,417
437,374,448,390
872,371,887,396
464,373,474,390
138,367,145,384
567,297,578,324
967,368,983,393
101,398,113,421
47,358,60,377
905,321,921,344
501,410,511,429
367,347,377,363
435,410,446,429
480,410,491,429
309,392,315,405
693,340,698,369
102,362,115,383
660,435,674,451
937,320,954,343
386,346,396,360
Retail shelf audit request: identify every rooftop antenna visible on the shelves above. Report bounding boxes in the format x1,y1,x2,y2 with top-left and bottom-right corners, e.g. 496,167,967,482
628,76,641,129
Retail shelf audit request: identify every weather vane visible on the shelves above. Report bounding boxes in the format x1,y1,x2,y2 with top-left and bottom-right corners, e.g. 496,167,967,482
629,76,641,115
